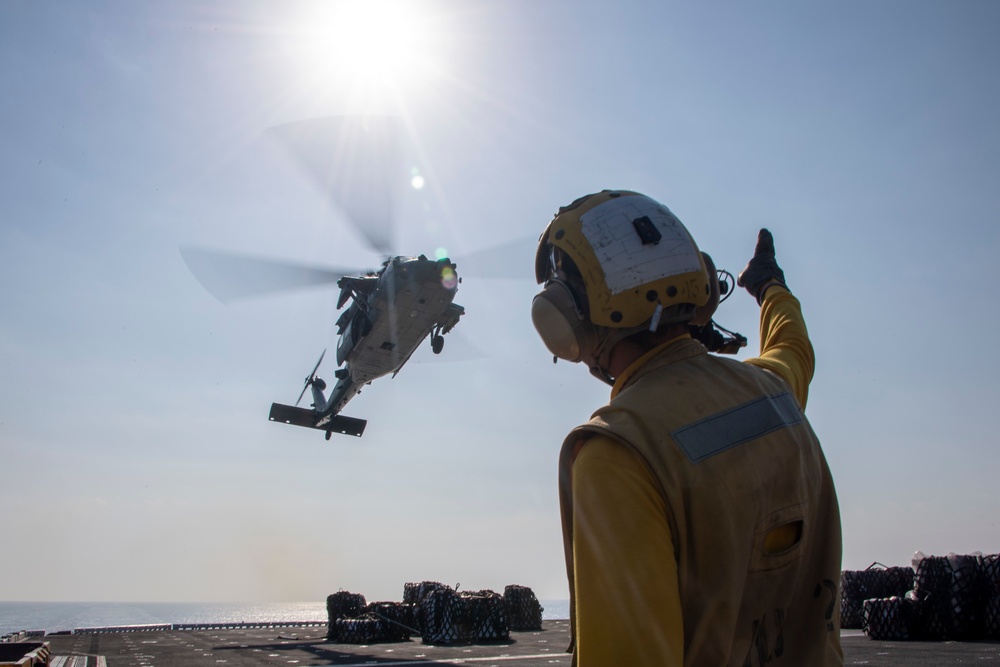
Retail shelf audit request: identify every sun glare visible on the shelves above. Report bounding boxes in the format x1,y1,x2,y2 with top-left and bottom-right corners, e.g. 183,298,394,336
291,0,445,107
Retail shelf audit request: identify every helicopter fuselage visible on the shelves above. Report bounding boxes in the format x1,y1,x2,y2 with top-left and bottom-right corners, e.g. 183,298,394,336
326,254,463,412
270,254,464,438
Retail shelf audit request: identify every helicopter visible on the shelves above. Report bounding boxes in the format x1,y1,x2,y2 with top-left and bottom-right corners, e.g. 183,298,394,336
181,115,520,440
274,253,465,439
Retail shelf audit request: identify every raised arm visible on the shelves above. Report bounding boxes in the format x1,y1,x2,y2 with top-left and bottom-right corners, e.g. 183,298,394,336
737,229,815,408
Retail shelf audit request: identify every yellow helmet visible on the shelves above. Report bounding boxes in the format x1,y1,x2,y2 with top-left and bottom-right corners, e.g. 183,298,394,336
534,190,711,330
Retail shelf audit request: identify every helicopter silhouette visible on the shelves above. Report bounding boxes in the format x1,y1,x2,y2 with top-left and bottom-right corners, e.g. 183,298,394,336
182,115,525,440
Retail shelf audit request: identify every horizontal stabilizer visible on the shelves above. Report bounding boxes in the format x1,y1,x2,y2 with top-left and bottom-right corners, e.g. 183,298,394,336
268,403,367,438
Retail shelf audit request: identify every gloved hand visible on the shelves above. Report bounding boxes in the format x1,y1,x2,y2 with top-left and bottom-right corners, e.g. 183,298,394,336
737,228,787,305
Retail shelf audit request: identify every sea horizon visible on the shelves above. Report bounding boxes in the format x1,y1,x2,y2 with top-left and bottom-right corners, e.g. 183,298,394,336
0,599,571,636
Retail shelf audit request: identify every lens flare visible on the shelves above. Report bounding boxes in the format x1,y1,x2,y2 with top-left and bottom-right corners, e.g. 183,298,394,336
434,247,449,260
440,266,458,290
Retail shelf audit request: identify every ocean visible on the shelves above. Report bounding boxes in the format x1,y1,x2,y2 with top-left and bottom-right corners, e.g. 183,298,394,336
0,600,570,636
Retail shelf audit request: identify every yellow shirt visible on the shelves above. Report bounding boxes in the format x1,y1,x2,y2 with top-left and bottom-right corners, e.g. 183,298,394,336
571,287,821,666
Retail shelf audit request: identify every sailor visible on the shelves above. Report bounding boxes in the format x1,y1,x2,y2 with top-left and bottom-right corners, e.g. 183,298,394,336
530,190,843,665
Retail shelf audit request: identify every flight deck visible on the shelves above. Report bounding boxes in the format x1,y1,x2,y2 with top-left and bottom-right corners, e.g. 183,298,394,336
9,621,1000,666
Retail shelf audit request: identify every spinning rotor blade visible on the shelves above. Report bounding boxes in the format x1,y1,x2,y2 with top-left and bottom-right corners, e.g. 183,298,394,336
181,246,357,303
268,115,402,255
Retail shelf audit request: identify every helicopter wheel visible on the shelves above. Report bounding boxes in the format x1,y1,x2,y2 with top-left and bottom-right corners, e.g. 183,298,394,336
325,430,333,441
431,334,444,354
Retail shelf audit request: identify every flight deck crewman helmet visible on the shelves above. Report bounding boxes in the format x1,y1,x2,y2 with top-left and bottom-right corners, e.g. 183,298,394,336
532,190,714,365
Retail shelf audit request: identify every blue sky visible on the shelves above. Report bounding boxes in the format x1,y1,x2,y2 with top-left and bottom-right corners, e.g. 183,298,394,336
2,0,998,603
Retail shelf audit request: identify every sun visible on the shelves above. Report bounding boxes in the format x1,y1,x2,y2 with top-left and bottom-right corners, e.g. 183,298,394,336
289,0,446,107
329,2,423,81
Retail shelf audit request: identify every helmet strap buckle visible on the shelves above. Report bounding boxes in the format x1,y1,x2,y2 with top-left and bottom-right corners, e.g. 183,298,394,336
648,302,664,332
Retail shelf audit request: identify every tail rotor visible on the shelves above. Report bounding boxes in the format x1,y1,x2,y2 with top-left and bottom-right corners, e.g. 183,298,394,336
296,349,327,406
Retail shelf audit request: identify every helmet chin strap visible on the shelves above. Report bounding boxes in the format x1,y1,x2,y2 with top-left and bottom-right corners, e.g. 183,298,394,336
588,365,615,386
586,308,698,385
584,327,617,386
585,324,644,386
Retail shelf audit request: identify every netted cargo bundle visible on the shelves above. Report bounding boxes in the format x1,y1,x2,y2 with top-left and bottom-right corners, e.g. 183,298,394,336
404,581,447,605
863,596,919,640
840,563,915,629
326,591,367,640
841,569,876,629
335,615,382,644
912,554,951,639
882,566,916,597
460,590,510,642
363,601,415,642
420,586,467,645
912,553,987,640
980,554,1000,638
946,553,985,638
504,585,543,631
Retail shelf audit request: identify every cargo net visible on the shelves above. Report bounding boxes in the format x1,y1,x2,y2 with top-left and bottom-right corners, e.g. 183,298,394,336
844,553,1000,641
417,587,511,645
367,602,418,642
328,582,538,645
863,596,918,640
463,590,510,642
403,581,447,605
983,554,1000,639
335,616,381,644
326,591,367,640
912,553,989,640
419,587,465,644
840,564,914,630
333,601,418,645
504,584,544,631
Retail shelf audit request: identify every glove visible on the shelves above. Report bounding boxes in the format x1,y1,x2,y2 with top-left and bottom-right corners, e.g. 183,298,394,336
737,228,787,305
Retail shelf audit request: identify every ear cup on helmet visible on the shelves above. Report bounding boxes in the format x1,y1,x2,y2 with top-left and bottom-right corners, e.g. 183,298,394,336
690,252,721,327
531,280,598,362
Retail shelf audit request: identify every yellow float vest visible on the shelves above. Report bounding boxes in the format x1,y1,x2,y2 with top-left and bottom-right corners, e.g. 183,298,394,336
559,337,843,666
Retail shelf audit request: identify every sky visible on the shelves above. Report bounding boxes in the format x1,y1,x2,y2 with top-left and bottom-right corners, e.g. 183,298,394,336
1,0,999,604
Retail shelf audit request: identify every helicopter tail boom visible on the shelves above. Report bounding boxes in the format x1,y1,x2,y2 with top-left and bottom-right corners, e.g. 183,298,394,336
268,403,367,438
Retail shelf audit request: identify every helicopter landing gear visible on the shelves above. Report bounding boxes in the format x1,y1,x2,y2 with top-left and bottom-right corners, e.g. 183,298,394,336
431,334,444,354
325,430,333,441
